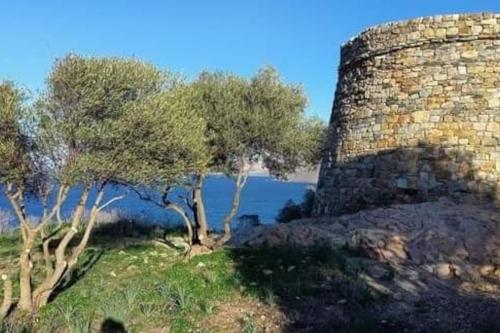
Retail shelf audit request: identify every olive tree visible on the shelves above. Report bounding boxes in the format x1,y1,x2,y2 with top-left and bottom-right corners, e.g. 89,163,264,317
0,81,26,319
117,83,208,247
189,67,327,246
0,54,205,315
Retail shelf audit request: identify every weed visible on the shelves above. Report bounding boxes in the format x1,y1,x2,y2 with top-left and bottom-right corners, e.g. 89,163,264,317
122,287,138,308
99,294,129,323
138,303,158,318
241,313,260,333
263,288,277,306
56,304,92,333
0,320,34,333
199,301,216,315
170,285,193,311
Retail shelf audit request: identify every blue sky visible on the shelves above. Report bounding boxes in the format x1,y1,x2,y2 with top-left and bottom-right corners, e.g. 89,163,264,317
1,1,498,120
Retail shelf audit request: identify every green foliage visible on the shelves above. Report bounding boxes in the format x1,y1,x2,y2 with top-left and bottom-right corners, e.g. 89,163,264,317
275,199,302,224
0,320,34,333
112,85,208,186
0,81,31,186
276,189,316,223
56,304,92,333
38,54,183,186
241,313,260,333
300,188,316,217
191,66,326,177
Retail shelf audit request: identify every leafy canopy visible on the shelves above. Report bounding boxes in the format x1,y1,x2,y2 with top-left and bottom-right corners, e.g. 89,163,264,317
35,54,207,188
0,81,31,185
191,66,324,177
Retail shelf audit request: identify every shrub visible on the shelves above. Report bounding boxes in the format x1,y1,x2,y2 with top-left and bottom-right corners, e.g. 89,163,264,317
276,200,302,224
276,189,316,223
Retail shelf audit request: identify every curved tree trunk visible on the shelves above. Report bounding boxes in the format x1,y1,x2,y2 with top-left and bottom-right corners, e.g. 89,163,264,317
193,173,211,245
169,203,194,247
6,187,36,313
31,186,91,309
217,169,249,247
5,183,71,313
0,273,12,320
18,231,35,312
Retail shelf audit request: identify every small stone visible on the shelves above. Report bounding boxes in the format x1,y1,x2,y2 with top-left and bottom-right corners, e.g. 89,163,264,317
110,271,117,277
461,50,478,59
197,262,206,268
471,25,483,34
412,111,430,123
434,264,451,279
479,265,495,276
1,274,7,281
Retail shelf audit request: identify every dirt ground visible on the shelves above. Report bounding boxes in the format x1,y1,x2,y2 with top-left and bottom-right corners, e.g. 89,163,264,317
231,198,500,332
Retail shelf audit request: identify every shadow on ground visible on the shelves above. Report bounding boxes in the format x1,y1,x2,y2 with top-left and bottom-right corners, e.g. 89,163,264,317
229,244,500,333
100,318,127,333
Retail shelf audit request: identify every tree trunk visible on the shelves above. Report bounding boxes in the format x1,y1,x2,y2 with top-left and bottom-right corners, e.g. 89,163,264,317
0,273,12,320
31,187,91,309
4,185,36,312
193,174,209,243
169,204,194,247
41,227,54,277
217,169,249,246
18,231,36,312
68,188,105,267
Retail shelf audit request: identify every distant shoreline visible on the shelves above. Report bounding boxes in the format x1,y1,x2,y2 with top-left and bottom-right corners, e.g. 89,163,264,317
209,168,319,185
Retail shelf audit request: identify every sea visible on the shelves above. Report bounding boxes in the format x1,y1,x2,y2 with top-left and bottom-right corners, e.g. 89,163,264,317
0,175,313,231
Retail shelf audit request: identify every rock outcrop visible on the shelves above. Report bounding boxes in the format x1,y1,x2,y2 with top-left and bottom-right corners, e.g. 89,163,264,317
236,199,500,287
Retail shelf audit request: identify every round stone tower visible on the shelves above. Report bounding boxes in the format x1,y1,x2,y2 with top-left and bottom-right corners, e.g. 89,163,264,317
315,13,500,216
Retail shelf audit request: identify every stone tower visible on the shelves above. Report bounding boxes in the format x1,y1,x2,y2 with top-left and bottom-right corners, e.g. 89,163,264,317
315,13,500,216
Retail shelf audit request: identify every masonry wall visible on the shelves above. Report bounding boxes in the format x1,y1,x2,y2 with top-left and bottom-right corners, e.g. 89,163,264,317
315,13,500,216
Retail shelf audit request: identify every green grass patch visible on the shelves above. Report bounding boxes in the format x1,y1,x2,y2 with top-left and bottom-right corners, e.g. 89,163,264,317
1,227,381,333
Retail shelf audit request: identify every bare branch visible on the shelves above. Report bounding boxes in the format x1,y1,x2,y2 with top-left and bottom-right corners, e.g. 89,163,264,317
97,194,125,212
167,203,194,247
36,184,70,232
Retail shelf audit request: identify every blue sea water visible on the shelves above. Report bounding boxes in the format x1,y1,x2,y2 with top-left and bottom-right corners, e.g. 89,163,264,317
0,175,312,230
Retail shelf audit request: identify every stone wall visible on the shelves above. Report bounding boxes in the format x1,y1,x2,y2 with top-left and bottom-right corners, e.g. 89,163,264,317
315,13,500,216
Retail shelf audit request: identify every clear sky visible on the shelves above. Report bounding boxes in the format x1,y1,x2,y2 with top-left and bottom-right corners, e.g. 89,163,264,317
1,1,498,120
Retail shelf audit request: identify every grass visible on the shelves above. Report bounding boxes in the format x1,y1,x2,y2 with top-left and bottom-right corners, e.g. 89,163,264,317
0,223,383,332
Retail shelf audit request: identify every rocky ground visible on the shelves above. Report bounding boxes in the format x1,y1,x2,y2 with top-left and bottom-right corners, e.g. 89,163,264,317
231,198,500,332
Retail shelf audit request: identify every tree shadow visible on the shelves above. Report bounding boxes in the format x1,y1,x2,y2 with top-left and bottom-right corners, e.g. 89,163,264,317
229,243,500,332
229,244,406,332
230,143,499,332
48,249,103,302
45,219,186,304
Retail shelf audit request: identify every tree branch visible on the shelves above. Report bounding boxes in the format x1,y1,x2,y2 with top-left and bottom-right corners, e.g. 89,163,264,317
217,167,250,247
36,184,70,233
97,194,125,212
